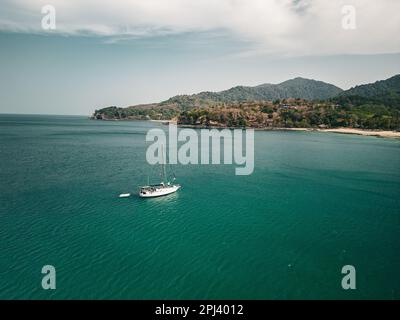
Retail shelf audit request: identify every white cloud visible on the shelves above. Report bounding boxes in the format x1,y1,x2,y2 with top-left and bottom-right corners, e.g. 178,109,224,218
1,0,399,55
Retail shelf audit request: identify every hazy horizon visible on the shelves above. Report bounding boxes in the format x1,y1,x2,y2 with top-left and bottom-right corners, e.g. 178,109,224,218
0,70,399,116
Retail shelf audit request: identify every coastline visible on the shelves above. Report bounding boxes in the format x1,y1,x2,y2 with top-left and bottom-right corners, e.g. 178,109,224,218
149,119,177,124
177,124,400,139
259,127,400,139
317,128,400,139
91,119,400,139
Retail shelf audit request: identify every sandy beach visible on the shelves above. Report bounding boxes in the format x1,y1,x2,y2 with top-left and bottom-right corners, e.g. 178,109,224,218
150,119,177,124
317,128,400,139
275,127,400,138
149,120,400,139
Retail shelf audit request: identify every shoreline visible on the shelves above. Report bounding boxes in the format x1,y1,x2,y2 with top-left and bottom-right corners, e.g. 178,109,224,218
260,127,400,139
278,127,400,138
177,125,400,139
316,128,400,139
91,119,400,139
149,119,177,124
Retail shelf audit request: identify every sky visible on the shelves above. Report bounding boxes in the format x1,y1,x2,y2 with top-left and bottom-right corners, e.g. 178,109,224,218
0,0,399,115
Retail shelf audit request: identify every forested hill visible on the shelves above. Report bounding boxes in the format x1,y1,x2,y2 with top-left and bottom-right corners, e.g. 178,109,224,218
336,74,400,110
341,75,400,99
160,77,343,109
92,77,343,120
91,75,400,130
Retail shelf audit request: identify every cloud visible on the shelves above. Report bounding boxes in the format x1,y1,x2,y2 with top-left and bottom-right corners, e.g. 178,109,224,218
1,0,399,55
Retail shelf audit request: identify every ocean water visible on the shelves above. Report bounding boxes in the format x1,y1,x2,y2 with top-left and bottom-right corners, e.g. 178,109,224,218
0,114,399,300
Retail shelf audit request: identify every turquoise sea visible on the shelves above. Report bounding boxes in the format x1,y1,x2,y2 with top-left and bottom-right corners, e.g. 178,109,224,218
0,114,399,299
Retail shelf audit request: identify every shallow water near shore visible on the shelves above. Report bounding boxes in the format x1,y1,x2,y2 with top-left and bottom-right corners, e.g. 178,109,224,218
0,114,399,299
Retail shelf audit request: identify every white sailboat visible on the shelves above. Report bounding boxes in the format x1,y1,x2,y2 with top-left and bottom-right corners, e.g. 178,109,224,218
139,146,181,198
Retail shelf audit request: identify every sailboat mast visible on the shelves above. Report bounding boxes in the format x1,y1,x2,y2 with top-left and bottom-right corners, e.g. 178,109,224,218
163,160,167,184
161,144,167,183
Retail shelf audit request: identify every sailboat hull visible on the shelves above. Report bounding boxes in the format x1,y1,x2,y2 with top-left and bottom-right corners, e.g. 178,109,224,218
139,185,181,198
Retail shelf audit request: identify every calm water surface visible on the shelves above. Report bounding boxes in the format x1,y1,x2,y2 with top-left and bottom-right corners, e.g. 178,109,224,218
0,114,399,299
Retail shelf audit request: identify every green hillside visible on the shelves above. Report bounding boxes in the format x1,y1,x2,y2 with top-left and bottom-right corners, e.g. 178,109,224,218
160,77,343,109
92,75,400,130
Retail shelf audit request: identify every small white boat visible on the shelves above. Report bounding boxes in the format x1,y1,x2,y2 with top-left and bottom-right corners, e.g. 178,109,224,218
119,193,131,198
